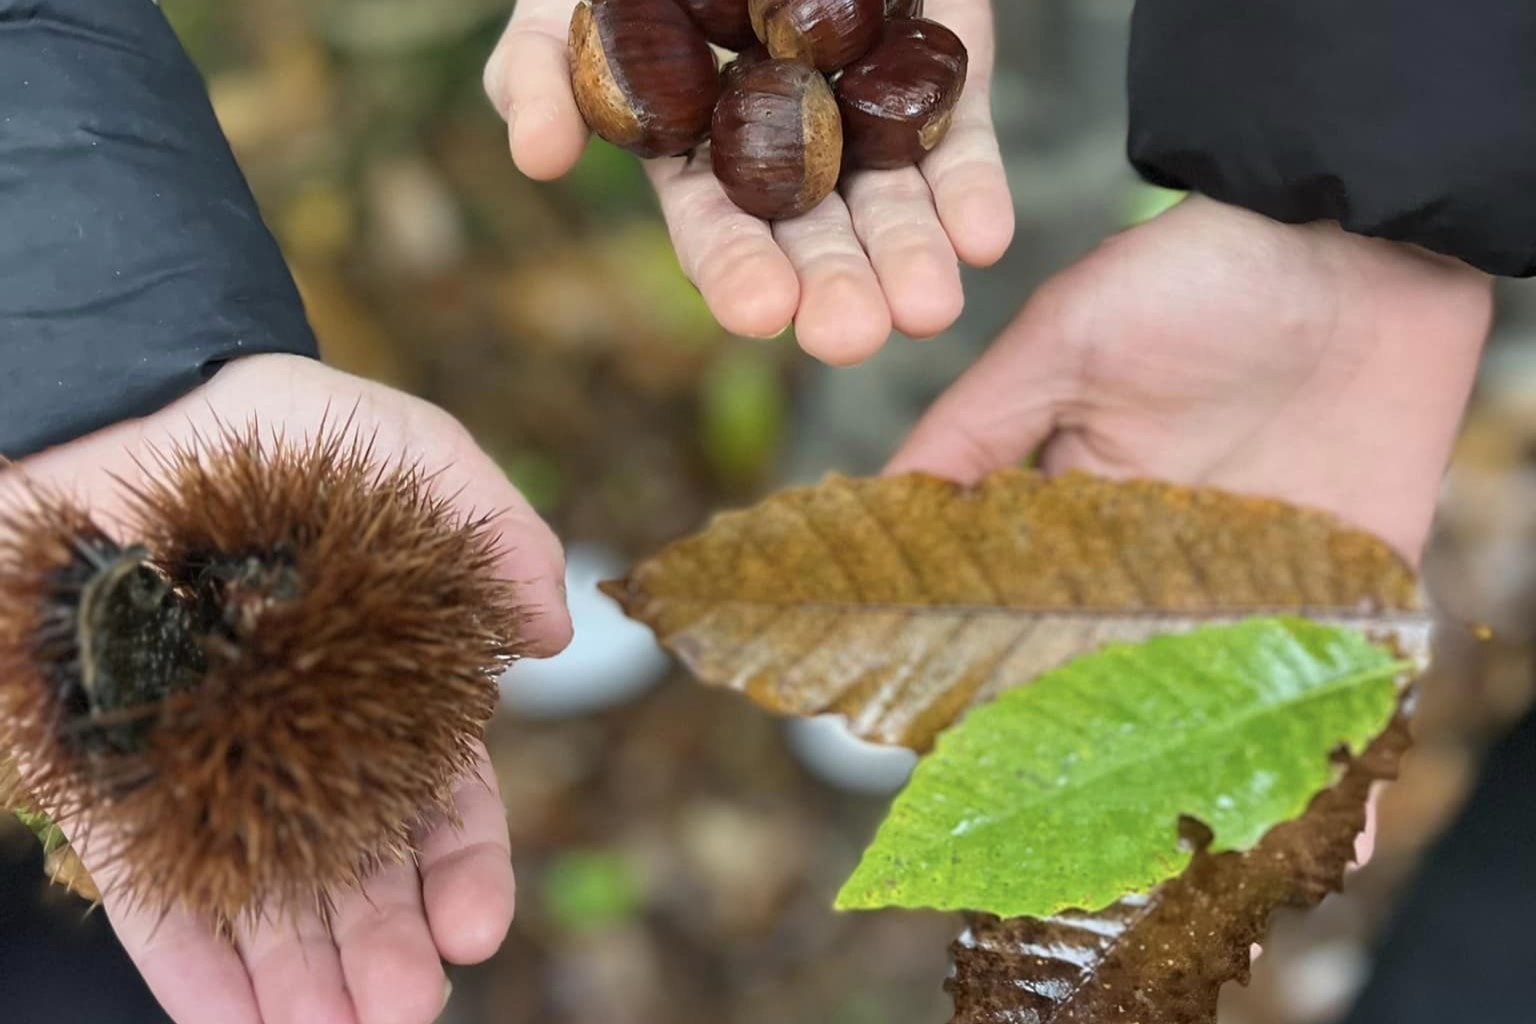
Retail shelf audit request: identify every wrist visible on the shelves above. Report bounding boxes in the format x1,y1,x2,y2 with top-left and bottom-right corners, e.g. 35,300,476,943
1187,189,1493,288
1179,191,1494,354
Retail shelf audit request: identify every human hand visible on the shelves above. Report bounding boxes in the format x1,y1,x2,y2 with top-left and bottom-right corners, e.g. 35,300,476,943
1,354,572,1024
887,193,1494,884
887,192,1494,564
483,0,1014,365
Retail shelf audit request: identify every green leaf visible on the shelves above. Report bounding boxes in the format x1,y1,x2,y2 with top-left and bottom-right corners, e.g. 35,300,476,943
12,806,67,855
1122,183,1187,225
834,617,1408,919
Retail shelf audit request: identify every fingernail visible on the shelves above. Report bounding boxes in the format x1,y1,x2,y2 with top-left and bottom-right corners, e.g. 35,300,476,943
746,323,793,341
440,977,454,1015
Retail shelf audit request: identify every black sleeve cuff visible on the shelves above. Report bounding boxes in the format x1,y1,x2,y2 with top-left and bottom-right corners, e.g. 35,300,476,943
0,0,319,460
1127,0,1536,278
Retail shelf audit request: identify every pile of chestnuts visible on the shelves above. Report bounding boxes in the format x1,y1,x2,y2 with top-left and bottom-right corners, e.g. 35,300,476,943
569,0,968,221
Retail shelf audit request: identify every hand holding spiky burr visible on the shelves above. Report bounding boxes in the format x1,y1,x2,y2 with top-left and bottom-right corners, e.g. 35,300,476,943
0,354,572,1024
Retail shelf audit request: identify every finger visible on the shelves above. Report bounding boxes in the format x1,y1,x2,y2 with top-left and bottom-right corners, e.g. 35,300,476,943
416,745,516,965
409,412,574,659
226,359,575,658
884,286,1077,480
1354,786,1382,868
9,355,574,659
922,99,1013,267
237,908,357,1024
106,908,260,1024
844,167,964,339
1248,789,1382,967
773,195,892,365
89,838,261,1024
920,0,1013,266
332,860,450,1024
647,152,800,338
484,0,589,181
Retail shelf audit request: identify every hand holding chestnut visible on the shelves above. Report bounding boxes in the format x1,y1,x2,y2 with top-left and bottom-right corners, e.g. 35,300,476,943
568,0,968,222
486,0,1013,365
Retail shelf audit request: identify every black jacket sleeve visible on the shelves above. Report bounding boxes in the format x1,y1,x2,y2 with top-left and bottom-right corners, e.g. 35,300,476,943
0,0,318,460
1127,0,1536,278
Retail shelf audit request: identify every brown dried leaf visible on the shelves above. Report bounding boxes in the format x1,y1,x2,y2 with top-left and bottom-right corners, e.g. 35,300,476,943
945,705,1413,1023
0,751,19,810
602,470,1427,750
42,843,102,903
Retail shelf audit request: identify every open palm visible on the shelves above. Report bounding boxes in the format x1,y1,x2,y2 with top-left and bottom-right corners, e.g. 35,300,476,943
484,0,1014,365
888,194,1494,563
1,355,571,1024
886,193,1493,890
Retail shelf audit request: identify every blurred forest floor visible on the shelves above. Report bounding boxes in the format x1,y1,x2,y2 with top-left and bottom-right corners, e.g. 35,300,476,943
5,1,1536,1022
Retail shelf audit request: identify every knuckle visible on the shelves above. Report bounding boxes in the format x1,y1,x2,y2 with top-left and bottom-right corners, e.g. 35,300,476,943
852,171,930,209
866,220,943,260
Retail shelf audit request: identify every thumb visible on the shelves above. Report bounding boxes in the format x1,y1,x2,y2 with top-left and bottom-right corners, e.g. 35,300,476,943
884,283,1079,482
484,0,589,182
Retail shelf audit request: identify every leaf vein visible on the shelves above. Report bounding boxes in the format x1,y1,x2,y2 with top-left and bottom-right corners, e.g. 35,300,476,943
902,652,1406,869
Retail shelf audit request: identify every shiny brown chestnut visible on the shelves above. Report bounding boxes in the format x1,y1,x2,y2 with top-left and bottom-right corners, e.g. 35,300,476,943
720,43,773,88
884,0,923,15
675,0,759,51
569,0,721,159
748,0,885,73
835,17,967,169
711,58,843,221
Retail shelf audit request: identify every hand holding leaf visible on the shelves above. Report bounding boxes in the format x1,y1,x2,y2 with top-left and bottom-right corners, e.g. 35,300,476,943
605,468,1436,1023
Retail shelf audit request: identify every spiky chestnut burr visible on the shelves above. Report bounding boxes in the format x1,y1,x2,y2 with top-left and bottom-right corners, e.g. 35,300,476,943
0,420,524,932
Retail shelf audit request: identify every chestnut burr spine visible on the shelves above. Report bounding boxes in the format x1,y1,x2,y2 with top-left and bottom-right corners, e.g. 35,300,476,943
0,419,526,932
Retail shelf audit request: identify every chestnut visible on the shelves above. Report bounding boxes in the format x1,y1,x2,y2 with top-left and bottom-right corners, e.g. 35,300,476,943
835,17,967,169
748,0,885,73
884,0,923,15
675,0,758,52
720,43,772,88
569,0,721,159
711,58,843,221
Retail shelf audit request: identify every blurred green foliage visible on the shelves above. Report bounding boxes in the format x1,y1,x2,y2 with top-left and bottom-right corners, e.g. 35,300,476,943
700,347,787,489
562,140,663,220
1123,182,1187,225
498,449,567,514
541,849,646,935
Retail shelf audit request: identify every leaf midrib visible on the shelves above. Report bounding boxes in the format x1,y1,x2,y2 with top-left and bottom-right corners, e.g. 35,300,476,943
663,596,1429,621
